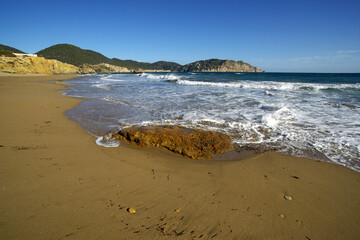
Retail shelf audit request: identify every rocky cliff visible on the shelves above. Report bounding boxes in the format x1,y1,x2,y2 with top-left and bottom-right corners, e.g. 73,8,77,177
176,59,263,72
0,56,132,74
0,56,80,74
79,63,130,73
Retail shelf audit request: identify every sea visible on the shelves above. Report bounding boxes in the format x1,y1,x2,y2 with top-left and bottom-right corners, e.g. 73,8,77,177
63,72,360,171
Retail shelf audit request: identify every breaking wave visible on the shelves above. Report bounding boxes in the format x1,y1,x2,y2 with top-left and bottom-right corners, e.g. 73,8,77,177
176,79,360,92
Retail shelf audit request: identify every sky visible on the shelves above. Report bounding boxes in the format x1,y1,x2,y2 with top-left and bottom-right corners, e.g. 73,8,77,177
1,0,360,72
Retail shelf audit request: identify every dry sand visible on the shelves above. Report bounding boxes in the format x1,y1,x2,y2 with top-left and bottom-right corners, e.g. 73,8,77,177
0,73,360,240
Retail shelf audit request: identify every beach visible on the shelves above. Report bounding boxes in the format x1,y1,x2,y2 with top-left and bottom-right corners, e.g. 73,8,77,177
1,74,360,239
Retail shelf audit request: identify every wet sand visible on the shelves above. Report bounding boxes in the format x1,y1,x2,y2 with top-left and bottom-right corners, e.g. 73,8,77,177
0,73,360,240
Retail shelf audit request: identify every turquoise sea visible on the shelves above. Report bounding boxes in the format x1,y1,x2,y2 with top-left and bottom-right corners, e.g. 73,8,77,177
64,72,360,171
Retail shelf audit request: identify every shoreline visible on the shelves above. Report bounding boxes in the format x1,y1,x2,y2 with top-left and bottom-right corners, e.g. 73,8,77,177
64,72,360,172
1,74,360,239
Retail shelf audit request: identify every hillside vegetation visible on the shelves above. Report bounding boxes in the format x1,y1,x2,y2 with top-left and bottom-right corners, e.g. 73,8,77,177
152,61,182,71
37,44,180,71
0,44,25,53
0,50,16,57
37,44,111,66
1,43,262,73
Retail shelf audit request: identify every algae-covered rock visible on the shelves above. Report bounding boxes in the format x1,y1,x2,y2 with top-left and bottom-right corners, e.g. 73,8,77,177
111,125,234,159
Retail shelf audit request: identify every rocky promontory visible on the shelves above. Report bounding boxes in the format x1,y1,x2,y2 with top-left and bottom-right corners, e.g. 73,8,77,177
111,125,234,159
176,59,263,72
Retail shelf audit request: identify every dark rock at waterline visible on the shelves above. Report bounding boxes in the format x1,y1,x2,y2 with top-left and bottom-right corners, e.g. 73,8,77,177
111,125,234,159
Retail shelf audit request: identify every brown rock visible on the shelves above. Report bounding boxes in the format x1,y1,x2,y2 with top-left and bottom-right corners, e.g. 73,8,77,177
111,125,234,159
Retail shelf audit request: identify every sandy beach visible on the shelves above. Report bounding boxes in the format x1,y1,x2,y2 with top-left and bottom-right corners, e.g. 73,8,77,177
1,73,360,240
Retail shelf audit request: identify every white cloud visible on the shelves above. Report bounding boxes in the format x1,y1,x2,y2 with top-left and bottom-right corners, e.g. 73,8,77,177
335,50,360,54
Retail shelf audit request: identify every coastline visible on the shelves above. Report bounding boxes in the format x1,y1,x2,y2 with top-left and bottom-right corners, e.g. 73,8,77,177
0,74,360,239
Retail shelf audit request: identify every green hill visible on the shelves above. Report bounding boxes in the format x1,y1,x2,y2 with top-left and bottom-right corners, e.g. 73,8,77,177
0,44,25,53
111,58,155,71
36,44,111,66
151,61,181,71
36,44,180,71
111,59,181,71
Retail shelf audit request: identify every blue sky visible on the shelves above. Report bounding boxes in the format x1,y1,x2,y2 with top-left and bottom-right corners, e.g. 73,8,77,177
1,0,359,72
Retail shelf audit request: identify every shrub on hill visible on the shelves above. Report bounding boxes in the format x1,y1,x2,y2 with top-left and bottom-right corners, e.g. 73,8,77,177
0,44,24,53
0,50,16,57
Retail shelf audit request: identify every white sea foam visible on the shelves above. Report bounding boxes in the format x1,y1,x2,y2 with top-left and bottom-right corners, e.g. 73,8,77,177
101,97,140,108
100,75,125,82
262,114,278,128
265,90,275,96
177,79,241,88
103,79,125,82
177,79,360,92
142,73,180,81
261,107,294,128
92,83,112,90
95,136,119,147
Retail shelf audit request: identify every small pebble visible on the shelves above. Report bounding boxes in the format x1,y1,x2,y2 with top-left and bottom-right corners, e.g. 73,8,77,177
175,209,181,213
127,207,136,214
279,214,285,218
284,195,293,200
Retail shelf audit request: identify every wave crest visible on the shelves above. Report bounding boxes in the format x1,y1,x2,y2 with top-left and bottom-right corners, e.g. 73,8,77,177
142,73,180,81
176,79,360,92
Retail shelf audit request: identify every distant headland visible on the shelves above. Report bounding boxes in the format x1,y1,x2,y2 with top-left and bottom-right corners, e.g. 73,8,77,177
0,43,263,74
